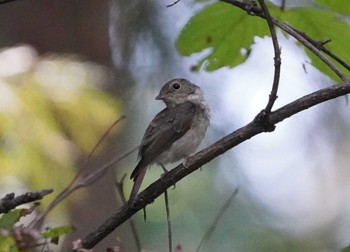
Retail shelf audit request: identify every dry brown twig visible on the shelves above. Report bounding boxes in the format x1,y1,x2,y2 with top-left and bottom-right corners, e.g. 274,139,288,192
258,0,281,113
114,174,142,252
0,0,17,5
164,189,172,252
0,189,53,214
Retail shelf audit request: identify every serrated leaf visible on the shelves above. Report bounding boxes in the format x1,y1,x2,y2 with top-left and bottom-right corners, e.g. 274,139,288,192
176,2,270,71
314,0,350,16
177,1,350,80
280,7,350,81
42,225,74,239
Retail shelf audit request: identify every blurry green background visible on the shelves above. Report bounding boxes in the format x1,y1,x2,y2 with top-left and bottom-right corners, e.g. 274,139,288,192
0,0,130,251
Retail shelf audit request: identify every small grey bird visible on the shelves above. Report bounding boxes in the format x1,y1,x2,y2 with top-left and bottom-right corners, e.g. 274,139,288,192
129,78,210,201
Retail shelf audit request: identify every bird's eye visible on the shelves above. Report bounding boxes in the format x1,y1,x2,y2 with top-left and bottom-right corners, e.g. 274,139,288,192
172,82,181,90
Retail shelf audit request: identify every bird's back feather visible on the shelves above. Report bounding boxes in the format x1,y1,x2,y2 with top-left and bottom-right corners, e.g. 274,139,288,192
130,101,196,180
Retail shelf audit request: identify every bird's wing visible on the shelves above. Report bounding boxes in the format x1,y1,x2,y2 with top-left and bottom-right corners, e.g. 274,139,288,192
130,102,196,180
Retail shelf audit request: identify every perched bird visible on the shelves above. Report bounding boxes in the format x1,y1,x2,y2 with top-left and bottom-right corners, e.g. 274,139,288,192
129,78,210,201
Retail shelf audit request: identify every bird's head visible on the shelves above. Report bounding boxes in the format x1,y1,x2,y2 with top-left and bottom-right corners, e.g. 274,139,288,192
155,78,203,108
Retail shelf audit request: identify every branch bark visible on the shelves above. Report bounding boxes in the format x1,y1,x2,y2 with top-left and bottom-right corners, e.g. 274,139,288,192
258,0,281,113
0,189,53,214
81,80,350,249
0,0,17,5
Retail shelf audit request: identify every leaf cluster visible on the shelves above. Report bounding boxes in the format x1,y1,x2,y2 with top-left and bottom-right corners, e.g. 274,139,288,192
177,0,350,80
0,206,73,251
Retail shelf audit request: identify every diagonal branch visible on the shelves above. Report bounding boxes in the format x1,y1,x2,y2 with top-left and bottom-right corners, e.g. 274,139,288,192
274,20,348,82
196,188,239,252
0,189,53,214
80,80,350,249
284,24,350,73
0,0,17,5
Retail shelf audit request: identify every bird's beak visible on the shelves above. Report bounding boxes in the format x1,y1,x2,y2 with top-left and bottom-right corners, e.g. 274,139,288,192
155,94,164,100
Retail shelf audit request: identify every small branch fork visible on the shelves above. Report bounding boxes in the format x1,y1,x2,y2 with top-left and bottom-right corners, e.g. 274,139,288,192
81,80,350,250
252,0,282,131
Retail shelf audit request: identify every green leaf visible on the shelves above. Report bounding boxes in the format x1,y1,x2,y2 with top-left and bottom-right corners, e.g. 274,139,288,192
176,2,270,71
315,0,350,16
42,225,74,239
342,245,350,252
0,209,23,229
280,7,350,81
177,2,350,81
0,235,18,252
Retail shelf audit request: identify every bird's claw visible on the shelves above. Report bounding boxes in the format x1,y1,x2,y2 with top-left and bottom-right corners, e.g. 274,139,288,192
182,158,190,168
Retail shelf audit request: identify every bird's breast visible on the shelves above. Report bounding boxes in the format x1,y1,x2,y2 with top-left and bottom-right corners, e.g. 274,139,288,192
156,107,210,165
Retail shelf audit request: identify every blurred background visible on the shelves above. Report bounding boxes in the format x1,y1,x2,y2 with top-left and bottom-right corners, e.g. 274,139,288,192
1,0,350,251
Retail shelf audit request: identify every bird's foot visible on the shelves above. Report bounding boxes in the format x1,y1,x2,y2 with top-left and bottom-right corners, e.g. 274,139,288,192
160,164,176,189
182,157,190,168
160,163,168,173
160,172,176,190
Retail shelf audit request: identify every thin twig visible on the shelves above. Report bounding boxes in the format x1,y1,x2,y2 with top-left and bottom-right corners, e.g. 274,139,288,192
30,145,139,229
0,0,17,5
80,80,350,249
166,0,180,8
196,188,239,252
0,189,53,214
115,174,142,252
164,190,172,252
29,116,130,229
82,115,127,168
258,0,282,113
115,173,128,204
287,26,350,72
275,20,348,81
222,0,259,12
322,47,350,72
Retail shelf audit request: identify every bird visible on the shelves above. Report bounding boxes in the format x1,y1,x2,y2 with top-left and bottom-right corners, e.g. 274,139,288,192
129,78,210,202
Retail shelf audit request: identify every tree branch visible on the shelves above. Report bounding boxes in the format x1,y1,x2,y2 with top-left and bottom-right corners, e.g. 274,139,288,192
0,189,53,214
274,20,348,82
285,25,350,73
0,0,17,5
80,80,350,249
258,0,281,113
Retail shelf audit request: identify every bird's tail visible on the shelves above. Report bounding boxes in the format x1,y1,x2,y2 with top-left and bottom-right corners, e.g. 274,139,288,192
129,167,147,203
